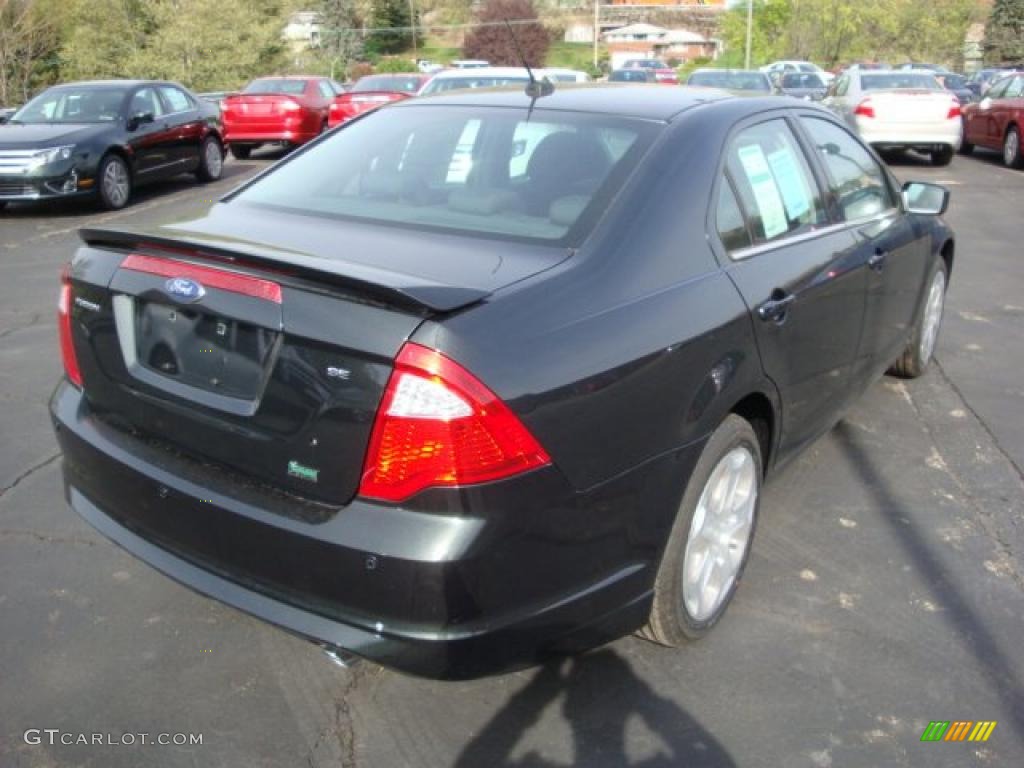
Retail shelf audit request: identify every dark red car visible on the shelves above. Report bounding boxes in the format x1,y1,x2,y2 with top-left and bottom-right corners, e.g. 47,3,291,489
961,71,1024,168
222,77,337,159
328,74,428,128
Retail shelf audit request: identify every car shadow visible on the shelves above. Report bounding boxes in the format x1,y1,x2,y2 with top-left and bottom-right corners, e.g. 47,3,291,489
833,421,1024,742
455,649,736,768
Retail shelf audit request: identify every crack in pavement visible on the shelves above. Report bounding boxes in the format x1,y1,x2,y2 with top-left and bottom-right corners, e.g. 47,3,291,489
0,313,42,341
0,529,97,547
0,452,60,499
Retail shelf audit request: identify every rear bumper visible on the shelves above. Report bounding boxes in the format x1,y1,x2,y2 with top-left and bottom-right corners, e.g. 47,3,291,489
856,117,962,150
51,381,695,678
223,126,320,145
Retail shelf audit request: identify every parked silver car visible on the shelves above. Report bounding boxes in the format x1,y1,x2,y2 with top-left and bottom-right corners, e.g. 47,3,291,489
824,70,963,165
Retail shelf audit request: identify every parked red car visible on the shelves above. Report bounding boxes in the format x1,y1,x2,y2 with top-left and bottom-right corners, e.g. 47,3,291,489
328,74,428,127
622,59,679,85
222,76,337,159
961,71,1024,168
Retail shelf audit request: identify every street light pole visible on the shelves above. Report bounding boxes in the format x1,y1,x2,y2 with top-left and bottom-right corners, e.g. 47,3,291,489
744,0,753,70
593,0,599,69
409,0,418,59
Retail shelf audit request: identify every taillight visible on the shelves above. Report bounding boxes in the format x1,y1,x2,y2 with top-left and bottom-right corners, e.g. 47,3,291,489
359,343,551,502
854,99,875,118
280,99,302,112
58,264,83,387
947,100,961,119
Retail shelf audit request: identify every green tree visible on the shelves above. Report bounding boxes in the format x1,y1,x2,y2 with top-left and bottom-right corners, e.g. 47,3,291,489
719,0,792,67
60,0,151,83
319,0,363,73
366,0,415,56
985,0,1024,64
0,0,63,104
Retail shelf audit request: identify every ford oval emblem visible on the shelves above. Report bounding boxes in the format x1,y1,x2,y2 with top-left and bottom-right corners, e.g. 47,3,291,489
164,277,205,303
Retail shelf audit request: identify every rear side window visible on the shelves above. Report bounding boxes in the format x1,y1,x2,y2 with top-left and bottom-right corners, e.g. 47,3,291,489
723,119,826,246
158,86,193,113
318,81,335,99
716,181,752,252
800,117,895,220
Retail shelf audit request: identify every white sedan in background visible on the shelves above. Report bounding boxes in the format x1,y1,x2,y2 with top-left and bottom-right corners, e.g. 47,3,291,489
823,70,963,166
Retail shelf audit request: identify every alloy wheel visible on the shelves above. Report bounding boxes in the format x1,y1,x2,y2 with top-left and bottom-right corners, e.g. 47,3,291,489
682,446,757,622
1005,129,1020,167
919,269,946,365
102,160,130,208
205,140,223,178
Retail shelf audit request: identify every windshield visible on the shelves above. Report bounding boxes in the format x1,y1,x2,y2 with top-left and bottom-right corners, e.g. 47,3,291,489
624,60,662,70
232,105,655,245
688,71,770,91
610,70,651,83
861,73,941,91
12,86,128,124
782,73,825,88
421,75,530,95
244,79,308,95
354,76,423,94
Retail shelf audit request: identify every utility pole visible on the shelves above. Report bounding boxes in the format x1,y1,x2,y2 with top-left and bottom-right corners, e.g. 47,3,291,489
593,0,599,69
744,0,753,70
409,0,418,59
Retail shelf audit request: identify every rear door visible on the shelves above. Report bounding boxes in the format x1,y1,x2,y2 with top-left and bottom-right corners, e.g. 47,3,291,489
157,84,204,169
714,115,866,458
798,115,928,376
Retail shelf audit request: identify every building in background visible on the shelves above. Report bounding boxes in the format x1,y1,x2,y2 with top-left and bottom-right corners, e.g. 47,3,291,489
603,22,718,67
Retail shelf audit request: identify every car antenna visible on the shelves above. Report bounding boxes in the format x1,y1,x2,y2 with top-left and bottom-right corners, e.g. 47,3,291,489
503,19,554,104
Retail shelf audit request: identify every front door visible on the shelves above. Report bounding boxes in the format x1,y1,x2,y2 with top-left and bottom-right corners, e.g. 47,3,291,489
797,116,929,375
713,116,866,459
126,87,176,179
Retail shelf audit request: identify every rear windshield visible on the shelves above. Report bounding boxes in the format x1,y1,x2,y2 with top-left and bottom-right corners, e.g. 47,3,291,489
861,73,941,91
232,105,655,245
688,71,770,91
354,76,423,94
244,79,308,95
421,75,530,95
782,73,825,88
624,60,662,69
610,70,651,83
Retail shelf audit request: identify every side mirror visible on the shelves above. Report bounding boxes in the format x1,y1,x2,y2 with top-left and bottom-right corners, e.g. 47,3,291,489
979,97,992,110
127,111,154,130
903,181,949,215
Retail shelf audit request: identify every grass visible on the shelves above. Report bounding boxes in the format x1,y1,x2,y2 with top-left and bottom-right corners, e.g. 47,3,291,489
545,41,604,71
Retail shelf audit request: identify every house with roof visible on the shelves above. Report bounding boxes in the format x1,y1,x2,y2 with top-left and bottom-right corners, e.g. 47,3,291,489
603,23,718,68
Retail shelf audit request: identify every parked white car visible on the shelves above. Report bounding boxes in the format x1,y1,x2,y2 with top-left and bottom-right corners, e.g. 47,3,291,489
761,60,834,83
823,69,962,165
419,67,535,96
543,68,592,83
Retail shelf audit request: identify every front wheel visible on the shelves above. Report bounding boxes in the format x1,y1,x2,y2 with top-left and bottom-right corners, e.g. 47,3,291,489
890,261,947,378
640,414,762,646
195,135,224,182
97,154,132,210
930,146,954,166
1004,127,1023,169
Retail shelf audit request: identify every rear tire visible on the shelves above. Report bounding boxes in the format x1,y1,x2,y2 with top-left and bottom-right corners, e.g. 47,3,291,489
640,414,762,646
1004,126,1023,169
0,201,7,211
228,144,252,160
890,260,948,379
97,153,132,210
195,135,224,182
930,146,954,166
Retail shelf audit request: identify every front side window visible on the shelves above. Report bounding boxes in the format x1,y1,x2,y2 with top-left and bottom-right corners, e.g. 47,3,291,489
800,117,895,221
723,119,826,246
233,105,654,244
985,77,1010,99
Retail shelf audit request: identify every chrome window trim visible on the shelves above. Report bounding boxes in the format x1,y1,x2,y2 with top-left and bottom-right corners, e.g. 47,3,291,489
728,208,899,261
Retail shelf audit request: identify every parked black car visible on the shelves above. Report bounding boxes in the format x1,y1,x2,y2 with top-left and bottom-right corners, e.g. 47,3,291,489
609,69,657,83
775,72,829,100
51,86,954,679
0,107,16,124
0,80,223,211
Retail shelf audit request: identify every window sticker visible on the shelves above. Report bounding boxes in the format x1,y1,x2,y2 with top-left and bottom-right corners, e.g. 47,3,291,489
766,147,811,221
737,144,788,240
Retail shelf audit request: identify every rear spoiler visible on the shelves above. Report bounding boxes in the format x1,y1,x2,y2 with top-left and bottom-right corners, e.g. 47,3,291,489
78,227,491,314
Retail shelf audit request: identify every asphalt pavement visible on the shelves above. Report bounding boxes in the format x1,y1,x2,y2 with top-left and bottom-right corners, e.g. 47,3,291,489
1,146,1022,768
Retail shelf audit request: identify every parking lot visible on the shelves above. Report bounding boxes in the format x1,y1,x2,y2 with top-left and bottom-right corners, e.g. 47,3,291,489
1,145,1022,768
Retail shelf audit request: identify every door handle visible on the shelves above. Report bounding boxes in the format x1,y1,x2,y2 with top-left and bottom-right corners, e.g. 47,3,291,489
868,249,887,272
757,291,796,323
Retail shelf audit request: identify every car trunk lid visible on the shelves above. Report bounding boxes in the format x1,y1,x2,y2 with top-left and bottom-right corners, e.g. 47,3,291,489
863,89,958,123
67,209,568,506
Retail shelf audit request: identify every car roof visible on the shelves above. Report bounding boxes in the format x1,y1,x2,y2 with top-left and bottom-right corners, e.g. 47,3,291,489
430,67,533,79
50,80,169,89
398,83,739,121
